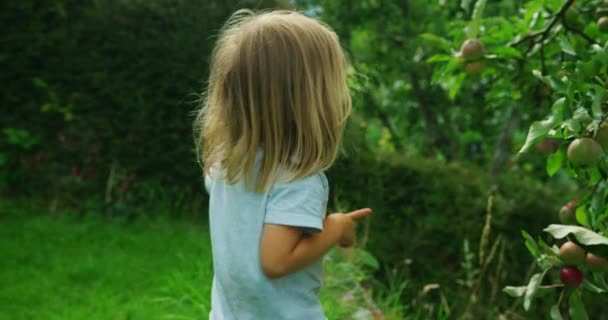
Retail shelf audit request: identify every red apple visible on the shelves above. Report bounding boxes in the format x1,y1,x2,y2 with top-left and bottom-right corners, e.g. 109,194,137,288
560,266,583,288
535,139,560,155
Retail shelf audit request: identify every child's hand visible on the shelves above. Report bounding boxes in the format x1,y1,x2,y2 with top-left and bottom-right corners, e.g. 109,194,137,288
330,208,372,248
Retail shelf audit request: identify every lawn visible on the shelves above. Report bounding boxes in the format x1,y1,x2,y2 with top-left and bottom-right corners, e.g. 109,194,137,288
0,200,383,320
1,201,214,320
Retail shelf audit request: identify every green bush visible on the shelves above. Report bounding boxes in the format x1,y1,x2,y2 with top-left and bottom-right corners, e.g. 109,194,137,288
328,127,580,314
1,0,287,197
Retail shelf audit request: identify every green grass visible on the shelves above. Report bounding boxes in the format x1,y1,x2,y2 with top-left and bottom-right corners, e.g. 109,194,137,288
0,200,373,320
0,202,213,320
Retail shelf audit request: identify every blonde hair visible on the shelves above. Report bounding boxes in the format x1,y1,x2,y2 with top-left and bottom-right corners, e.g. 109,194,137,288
194,10,351,192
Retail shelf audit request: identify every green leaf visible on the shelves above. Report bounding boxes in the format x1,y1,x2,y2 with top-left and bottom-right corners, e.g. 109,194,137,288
563,108,593,134
493,47,523,59
3,128,39,150
544,224,608,256
537,239,563,268
559,36,577,56
518,114,559,155
572,107,593,125
461,0,474,11
576,206,589,227
532,71,566,92
568,290,589,320
420,34,452,52
426,54,454,63
544,225,608,245
562,118,581,133
449,73,466,100
524,272,545,311
503,284,555,298
538,238,559,258
432,58,461,84
598,209,608,226
522,230,540,259
583,279,607,294
587,167,602,187
468,0,487,38
552,97,567,112
503,286,527,297
550,304,564,320
547,148,565,176
579,60,597,78
353,248,380,270
592,85,606,118
593,272,608,290
32,77,48,89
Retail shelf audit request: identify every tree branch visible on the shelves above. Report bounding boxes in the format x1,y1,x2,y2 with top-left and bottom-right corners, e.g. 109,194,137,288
337,16,404,151
510,0,575,56
539,0,574,43
562,22,599,45
540,44,547,75
361,89,404,150
599,111,608,126
490,106,521,175
384,32,454,155
509,30,544,48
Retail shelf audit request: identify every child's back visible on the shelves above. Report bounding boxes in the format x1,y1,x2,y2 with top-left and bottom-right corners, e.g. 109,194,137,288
195,10,371,320
206,162,329,319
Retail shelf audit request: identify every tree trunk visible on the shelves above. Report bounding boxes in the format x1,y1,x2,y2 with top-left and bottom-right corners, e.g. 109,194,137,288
490,107,521,175
361,90,404,150
410,72,455,159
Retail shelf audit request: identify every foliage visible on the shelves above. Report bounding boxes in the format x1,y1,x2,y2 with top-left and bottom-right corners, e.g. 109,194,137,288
0,0,289,199
403,0,608,317
6,0,608,317
302,0,536,171
305,0,608,316
330,129,581,318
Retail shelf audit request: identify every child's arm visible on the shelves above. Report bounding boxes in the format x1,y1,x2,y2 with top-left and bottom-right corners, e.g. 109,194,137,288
260,208,372,279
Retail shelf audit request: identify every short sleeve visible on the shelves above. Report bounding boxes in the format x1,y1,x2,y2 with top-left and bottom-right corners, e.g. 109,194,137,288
264,173,329,233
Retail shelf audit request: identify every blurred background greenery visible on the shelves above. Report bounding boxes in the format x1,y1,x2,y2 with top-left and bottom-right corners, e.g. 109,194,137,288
2,0,606,319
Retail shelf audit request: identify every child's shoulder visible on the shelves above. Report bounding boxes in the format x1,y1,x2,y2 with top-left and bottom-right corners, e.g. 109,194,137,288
269,172,329,201
271,171,328,195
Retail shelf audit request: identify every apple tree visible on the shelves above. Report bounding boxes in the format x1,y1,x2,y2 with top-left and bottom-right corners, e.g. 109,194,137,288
426,0,608,317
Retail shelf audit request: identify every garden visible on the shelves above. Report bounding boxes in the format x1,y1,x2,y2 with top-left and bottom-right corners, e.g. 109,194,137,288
2,0,608,319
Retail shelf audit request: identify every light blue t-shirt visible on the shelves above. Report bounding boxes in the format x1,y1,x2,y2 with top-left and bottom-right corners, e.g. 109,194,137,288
205,165,329,320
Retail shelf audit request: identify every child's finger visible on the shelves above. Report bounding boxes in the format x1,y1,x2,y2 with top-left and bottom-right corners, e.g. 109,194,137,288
346,208,372,220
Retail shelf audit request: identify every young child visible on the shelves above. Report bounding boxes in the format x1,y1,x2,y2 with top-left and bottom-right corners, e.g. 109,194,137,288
194,10,372,320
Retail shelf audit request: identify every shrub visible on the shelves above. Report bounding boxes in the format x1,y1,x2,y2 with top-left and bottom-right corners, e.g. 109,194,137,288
0,0,288,197
328,126,577,314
